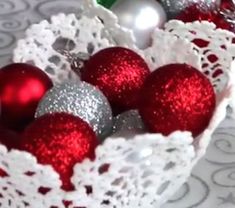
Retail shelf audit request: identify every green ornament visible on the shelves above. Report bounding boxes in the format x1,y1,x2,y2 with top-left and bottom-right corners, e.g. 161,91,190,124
97,0,117,8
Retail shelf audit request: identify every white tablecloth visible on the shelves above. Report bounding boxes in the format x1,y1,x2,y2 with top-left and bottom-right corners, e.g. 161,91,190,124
0,0,235,207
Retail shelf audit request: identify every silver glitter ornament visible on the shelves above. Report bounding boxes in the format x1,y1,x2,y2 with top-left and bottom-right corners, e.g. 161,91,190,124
35,81,113,139
112,110,145,139
159,0,220,19
111,0,167,49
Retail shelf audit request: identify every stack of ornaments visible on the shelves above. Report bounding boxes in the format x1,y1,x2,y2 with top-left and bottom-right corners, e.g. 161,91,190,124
0,0,233,193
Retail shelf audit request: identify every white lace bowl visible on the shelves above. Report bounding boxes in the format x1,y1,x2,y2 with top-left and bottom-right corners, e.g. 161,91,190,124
0,0,234,207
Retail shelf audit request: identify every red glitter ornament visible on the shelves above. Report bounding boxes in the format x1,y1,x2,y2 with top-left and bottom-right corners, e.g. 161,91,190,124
139,64,216,137
0,63,53,131
21,113,98,191
0,126,20,150
82,47,150,111
176,3,235,33
176,4,214,22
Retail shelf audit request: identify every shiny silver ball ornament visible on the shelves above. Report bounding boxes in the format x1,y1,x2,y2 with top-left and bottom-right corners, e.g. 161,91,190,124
111,0,167,49
35,81,113,139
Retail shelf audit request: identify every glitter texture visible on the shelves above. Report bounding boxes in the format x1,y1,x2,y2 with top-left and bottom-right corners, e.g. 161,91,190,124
21,113,98,190
176,2,235,33
35,81,113,139
139,64,216,137
82,47,150,111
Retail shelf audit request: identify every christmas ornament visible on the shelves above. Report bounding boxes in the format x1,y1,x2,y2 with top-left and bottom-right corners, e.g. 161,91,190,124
176,4,214,22
159,0,220,19
176,2,235,32
36,81,113,139
0,63,53,131
82,47,150,111
113,110,145,133
0,126,20,150
139,64,216,137
110,0,167,48
97,0,117,8
112,110,145,139
21,113,98,191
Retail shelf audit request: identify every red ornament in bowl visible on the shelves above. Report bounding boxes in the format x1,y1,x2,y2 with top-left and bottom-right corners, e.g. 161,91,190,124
0,126,20,150
82,47,150,112
176,3,214,22
139,64,216,137
0,63,53,131
21,113,99,191
176,3,235,33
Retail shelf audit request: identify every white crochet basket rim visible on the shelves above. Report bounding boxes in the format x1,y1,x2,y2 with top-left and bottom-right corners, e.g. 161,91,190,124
0,0,233,207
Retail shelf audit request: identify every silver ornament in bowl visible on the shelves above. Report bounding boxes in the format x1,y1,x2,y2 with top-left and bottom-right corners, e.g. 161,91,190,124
111,0,167,49
112,110,146,139
35,81,113,139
